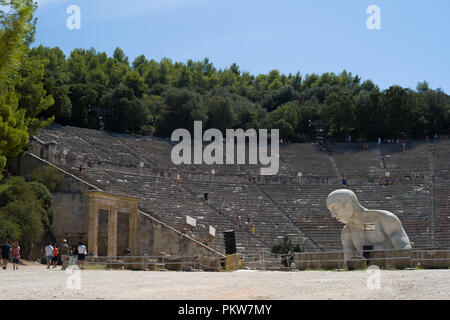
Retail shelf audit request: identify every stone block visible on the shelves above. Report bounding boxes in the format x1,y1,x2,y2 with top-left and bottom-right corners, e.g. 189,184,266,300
386,250,412,269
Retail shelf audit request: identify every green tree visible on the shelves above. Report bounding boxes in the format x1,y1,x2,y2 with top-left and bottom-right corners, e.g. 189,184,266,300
67,49,88,84
322,90,355,135
0,176,55,257
381,86,412,137
422,89,450,136
354,89,383,139
206,95,236,132
123,70,147,98
132,54,149,77
0,0,36,88
15,52,55,134
155,87,206,137
68,83,99,127
27,166,64,192
0,0,46,172
271,236,302,268
30,46,72,123
113,47,129,65
267,101,299,139
101,84,149,133
296,101,320,134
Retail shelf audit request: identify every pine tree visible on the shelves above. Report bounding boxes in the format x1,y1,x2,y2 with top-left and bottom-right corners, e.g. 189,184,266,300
0,0,51,171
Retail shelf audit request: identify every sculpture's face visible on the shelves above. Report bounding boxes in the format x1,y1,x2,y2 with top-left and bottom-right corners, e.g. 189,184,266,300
327,197,354,224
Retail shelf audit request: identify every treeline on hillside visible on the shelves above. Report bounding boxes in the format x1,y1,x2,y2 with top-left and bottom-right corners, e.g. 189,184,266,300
27,45,450,142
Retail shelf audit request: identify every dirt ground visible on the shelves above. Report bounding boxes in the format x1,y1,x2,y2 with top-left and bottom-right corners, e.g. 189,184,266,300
0,262,448,300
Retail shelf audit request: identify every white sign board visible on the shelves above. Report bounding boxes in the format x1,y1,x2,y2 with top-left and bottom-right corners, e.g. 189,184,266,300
385,172,391,177
63,148,68,155
209,226,216,237
186,215,196,227
140,162,144,168
298,172,303,177
211,169,216,175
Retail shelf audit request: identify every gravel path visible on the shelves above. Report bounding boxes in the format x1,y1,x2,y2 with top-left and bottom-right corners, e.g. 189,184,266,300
0,263,448,300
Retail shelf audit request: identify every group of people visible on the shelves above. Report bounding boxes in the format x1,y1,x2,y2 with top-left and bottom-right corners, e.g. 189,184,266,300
1,238,89,271
44,240,88,270
44,240,68,270
378,137,402,145
1,240,21,270
379,177,395,186
377,137,407,152
342,135,408,153
236,215,256,236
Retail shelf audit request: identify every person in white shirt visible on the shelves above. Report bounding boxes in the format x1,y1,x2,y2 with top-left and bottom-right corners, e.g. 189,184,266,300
76,241,87,270
44,243,54,269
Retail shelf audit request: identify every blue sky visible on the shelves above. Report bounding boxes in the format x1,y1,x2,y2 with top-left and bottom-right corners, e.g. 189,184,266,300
34,0,450,93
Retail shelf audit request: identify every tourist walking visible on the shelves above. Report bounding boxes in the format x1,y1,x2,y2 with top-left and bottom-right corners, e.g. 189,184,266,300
203,191,208,205
236,215,242,229
246,216,252,230
52,244,59,268
77,241,87,270
60,239,70,270
1,239,12,270
44,242,54,269
11,242,20,270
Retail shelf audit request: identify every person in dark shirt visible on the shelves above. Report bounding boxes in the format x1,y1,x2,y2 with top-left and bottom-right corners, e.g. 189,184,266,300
1,239,12,270
204,191,208,204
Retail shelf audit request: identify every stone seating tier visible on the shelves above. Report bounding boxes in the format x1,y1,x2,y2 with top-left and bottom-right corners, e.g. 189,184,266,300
31,125,450,253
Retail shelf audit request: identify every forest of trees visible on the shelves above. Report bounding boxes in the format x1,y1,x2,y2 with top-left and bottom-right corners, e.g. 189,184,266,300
22,46,449,143
0,0,56,249
23,44,450,142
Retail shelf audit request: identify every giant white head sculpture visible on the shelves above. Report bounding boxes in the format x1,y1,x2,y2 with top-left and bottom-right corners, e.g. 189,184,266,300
326,189,365,224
